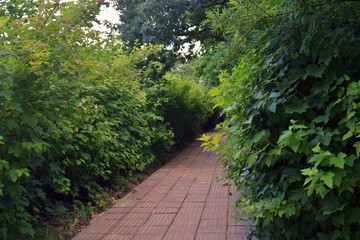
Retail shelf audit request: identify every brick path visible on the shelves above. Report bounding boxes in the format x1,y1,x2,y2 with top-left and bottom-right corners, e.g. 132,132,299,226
74,134,252,240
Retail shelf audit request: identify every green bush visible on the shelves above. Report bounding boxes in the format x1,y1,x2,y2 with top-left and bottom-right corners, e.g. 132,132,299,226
161,66,213,144
203,1,360,239
0,1,173,238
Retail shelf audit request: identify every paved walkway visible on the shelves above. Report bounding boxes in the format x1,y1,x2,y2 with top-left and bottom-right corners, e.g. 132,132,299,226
74,134,251,240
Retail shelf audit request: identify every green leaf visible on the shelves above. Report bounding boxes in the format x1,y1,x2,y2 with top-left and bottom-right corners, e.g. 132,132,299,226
321,132,332,146
268,102,276,113
354,141,360,157
0,90,13,100
247,154,257,165
306,64,325,78
285,101,310,114
320,172,335,189
312,144,321,153
342,130,353,141
329,153,347,169
313,114,329,124
289,139,300,153
288,68,305,81
211,133,221,145
347,81,359,96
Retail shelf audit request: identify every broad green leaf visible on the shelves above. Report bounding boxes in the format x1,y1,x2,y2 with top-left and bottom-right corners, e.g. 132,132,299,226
278,130,292,145
342,130,353,141
347,81,359,96
247,154,257,165
288,68,305,81
322,132,332,146
301,167,318,177
329,153,346,169
313,114,329,124
312,144,321,153
268,102,276,113
284,205,296,218
316,185,327,198
306,64,325,78
264,156,272,167
320,172,335,189
285,102,310,114
198,134,211,142
289,139,300,153
0,90,13,100
211,133,221,145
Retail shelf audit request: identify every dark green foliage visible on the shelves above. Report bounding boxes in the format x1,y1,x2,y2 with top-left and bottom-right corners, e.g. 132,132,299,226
202,0,360,239
146,63,214,145
113,0,229,52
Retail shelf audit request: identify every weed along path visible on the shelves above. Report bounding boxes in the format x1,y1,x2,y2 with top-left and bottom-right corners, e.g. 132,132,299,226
74,133,251,240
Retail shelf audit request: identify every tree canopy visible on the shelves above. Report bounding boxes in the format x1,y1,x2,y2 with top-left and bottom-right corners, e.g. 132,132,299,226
112,0,229,53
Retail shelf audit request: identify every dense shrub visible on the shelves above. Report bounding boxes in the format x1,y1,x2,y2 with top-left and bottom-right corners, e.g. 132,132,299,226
203,1,360,239
161,66,214,144
0,1,173,238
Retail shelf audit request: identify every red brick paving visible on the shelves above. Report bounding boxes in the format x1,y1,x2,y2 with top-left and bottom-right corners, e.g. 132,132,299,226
73,132,253,240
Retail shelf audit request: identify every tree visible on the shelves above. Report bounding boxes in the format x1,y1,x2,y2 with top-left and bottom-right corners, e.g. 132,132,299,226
112,0,229,53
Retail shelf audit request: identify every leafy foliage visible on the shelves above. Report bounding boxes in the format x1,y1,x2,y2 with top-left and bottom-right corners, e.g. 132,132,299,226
0,0,174,238
161,64,213,144
202,0,360,239
113,0,229,53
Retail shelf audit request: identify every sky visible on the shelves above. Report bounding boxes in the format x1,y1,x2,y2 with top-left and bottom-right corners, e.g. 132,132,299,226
93,2,120,32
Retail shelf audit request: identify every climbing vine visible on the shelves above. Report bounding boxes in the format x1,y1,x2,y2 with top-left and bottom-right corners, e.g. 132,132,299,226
202,0,360,239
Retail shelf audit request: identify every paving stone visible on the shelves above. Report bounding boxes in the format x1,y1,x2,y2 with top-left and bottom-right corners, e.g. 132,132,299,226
132,235,163,240
136,225,169,235
108,226,139,235
185,194,208,202
201,206,227,219
195,233,226,240
103,213,127,220
144,214,176,226
102,235,134,240
153,207,179,214
73,233,105,240
197,219,227,233
80,220,120,234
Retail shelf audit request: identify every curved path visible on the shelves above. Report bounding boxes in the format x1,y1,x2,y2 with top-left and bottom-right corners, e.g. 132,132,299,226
74,133,251,240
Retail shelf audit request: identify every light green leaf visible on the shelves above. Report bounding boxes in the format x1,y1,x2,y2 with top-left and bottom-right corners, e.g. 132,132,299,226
211,133,221,145
320,172,335,189
347,81,359,96
247,154,257,165
329,153,346,169
312,144,321,153
289,139,300,153
342,130,353,141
